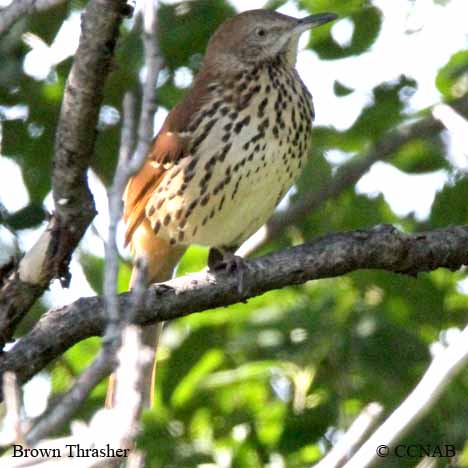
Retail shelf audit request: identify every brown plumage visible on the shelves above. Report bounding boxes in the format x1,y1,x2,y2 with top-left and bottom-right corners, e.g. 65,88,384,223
106,8,337,409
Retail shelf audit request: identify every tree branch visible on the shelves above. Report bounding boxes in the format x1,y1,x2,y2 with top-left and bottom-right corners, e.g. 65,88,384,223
25,87,150,445
25,347,114,446
24,2,164,434
343,325,468,468
0,0,67,38
315,402,384,468
239,95,468,258
1,224,467,397
5,326,150,468
0,0,130,348
135,0,163,159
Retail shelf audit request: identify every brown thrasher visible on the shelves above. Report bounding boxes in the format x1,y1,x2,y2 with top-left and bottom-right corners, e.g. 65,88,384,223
106,9,337,408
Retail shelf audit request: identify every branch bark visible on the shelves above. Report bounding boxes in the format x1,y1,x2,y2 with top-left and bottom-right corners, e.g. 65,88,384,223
1,224,467,397
0,0,130,348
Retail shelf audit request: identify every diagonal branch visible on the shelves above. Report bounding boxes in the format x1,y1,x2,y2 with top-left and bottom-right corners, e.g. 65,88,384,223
0,0,130,348
1,223,467,397
343,324,468,468
0,0,67,38
315,402,384,468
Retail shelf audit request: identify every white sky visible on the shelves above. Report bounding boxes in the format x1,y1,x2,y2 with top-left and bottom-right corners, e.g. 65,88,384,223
1,0,468,305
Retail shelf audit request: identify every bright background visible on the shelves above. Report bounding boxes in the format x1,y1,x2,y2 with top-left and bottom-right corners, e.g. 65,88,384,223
0,0,467,466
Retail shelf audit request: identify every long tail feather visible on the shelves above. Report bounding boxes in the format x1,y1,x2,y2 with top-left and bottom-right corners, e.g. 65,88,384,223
106,220,186,408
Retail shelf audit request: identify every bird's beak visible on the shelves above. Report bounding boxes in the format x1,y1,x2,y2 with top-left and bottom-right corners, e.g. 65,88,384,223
294,12,338,33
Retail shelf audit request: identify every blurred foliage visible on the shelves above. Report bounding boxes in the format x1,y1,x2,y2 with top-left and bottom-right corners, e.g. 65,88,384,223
436,49,468,99
1,0,467,467
309,5,382,60
158,0,236,72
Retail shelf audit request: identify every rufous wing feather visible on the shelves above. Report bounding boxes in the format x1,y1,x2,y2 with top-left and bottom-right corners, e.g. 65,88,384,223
123,131,190,247
123,68,218,247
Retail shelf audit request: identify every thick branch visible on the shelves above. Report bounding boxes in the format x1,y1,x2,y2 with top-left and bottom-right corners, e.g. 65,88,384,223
0,0,129,347
1,224,467,397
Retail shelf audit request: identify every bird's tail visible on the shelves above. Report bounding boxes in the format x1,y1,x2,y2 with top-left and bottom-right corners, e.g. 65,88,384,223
106,220,186,408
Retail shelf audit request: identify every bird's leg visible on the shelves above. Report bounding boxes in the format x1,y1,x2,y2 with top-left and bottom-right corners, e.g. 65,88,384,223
208,246,249,296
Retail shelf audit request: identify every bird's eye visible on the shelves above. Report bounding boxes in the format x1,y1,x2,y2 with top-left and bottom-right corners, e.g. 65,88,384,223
256,27,266,37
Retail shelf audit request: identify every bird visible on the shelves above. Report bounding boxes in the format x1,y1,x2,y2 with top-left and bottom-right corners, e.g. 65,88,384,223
106,8,337,408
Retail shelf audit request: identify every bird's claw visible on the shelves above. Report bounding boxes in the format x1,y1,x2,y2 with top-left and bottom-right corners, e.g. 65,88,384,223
208,248,249,297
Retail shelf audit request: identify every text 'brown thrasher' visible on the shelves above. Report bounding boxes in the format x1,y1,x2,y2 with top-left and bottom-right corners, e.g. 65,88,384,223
106,9,337,408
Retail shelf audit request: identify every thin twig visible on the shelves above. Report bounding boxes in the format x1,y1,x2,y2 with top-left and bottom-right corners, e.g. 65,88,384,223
101,25,158,407
0,372,24,446
103,92,137,333
135,0,163,160
25,350,114,445
343,325,468,468
24,91,144,447
110,325,152,448
314,403,384,468
0,0,131,446
98,3,163,459
4,326,151,468
4,2,164,448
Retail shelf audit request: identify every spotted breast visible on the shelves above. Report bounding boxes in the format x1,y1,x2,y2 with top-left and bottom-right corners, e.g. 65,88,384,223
143,55,314,251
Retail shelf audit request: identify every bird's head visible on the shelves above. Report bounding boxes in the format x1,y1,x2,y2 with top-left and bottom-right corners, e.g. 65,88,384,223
204,9,337,70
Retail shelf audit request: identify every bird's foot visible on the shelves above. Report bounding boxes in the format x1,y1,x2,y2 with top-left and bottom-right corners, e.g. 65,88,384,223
208,247,249,297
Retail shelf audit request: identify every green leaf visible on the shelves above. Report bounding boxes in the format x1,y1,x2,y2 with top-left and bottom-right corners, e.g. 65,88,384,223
391,138,447,173
311,126,361,153
118,261,132,293
295,150,332,197
80,253,104,295
430,176,468,227
5,203,46,230
299,0,366,16
333,80,354,96
80,253,130,295
2,75,63,202
92,28,142,185
255,401,286,447
177,245,208,276
279,401,335,453
160,326,227,406
310,6,382,60
62,337,101,374
28,3,69,44
157,79,187,111
172,349,224,407
158,0,236,72
347,76,417,142
436,49,468,99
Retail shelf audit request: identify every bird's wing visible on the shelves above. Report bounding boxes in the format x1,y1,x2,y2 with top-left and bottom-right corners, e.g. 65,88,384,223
123,129,190,247
123,68,218,246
